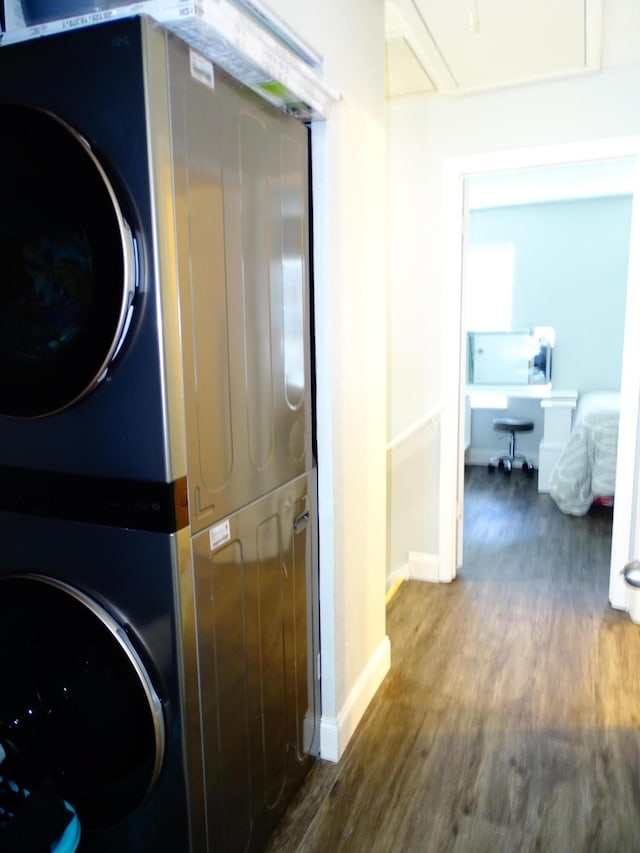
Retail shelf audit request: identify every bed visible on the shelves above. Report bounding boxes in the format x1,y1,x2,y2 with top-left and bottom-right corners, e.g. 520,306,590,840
548,391,620,516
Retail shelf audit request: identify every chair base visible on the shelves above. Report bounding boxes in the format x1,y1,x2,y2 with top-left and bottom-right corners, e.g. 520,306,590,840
488,427,535,477
488,453,535,477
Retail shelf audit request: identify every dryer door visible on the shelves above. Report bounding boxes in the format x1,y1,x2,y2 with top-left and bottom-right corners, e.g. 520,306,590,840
0,575,165,830
0,104,136,418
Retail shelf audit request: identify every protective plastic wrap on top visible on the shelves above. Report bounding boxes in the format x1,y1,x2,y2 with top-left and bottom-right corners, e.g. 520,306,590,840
20,0,130,25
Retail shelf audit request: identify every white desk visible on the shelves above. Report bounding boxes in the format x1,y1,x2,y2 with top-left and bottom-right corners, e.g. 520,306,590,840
466,386,578,492
538,391,578,491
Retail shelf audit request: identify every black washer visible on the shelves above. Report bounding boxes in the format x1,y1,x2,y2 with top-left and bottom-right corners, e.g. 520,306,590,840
0,104,136,418
0,574,164,830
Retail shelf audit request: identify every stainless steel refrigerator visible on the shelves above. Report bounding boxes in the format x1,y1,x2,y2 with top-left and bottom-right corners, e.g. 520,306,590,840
166,33,320,852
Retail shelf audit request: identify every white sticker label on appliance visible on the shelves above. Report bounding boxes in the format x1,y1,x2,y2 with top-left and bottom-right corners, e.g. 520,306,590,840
190,49,215,90
209,519,231,551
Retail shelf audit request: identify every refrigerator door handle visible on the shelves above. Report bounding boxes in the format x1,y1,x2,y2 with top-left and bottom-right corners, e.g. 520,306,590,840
293,510,310,533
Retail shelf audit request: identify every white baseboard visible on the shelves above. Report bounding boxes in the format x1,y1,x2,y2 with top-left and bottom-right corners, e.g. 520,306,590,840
408,551,440,583
386,562,409,595
319,634,391,762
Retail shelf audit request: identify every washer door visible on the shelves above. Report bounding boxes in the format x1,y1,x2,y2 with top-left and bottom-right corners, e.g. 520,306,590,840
0,104,136,418
0,575,165,830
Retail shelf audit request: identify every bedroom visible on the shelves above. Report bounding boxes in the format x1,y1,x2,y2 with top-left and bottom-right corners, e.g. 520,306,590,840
463,157,634,536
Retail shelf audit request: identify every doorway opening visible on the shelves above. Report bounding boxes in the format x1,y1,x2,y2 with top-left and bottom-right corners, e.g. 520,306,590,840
440,138,640,617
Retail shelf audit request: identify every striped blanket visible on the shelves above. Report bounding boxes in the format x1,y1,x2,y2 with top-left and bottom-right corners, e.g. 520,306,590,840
548,392,620,516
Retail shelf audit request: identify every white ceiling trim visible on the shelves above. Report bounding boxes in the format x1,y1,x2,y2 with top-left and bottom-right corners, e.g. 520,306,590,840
385,35,435,98
387,0,458,94
385,0,446,93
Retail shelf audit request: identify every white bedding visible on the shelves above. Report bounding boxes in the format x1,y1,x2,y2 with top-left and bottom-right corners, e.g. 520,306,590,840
548,391,620,516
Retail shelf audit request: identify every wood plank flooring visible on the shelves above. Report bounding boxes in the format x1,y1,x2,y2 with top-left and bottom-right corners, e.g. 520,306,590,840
266,466,640,852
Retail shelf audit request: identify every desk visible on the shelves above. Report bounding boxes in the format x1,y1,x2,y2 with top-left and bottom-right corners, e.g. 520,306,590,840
466,386,578,492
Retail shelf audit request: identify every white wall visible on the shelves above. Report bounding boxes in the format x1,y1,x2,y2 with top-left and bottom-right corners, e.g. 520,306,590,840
389,60,640,569
265,0,389,760
386,90,443,586
387,419,439,590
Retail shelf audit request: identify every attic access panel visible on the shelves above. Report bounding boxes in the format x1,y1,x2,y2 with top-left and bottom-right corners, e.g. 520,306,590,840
406,0,601,94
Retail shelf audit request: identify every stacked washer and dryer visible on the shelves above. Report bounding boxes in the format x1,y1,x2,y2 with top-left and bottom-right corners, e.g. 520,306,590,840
0,14,319,852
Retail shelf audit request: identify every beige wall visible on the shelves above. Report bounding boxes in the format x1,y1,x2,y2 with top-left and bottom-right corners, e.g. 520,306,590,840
266,0,389,758
263,0,640,750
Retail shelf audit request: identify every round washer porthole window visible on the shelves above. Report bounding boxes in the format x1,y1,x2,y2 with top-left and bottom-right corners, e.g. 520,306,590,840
0,104,137,418
0,575,165,830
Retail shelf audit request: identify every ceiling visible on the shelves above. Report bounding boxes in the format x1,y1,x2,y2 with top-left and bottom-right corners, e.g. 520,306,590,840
385,0,604,98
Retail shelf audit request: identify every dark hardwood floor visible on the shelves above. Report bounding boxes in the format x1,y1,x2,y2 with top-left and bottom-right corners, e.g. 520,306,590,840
266,466,640,852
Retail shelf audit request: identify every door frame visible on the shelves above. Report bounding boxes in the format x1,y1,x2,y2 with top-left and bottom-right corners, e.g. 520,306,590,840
440,136,640,601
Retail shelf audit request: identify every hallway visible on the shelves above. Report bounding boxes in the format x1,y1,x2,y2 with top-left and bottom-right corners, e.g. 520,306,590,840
267,467,640,851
